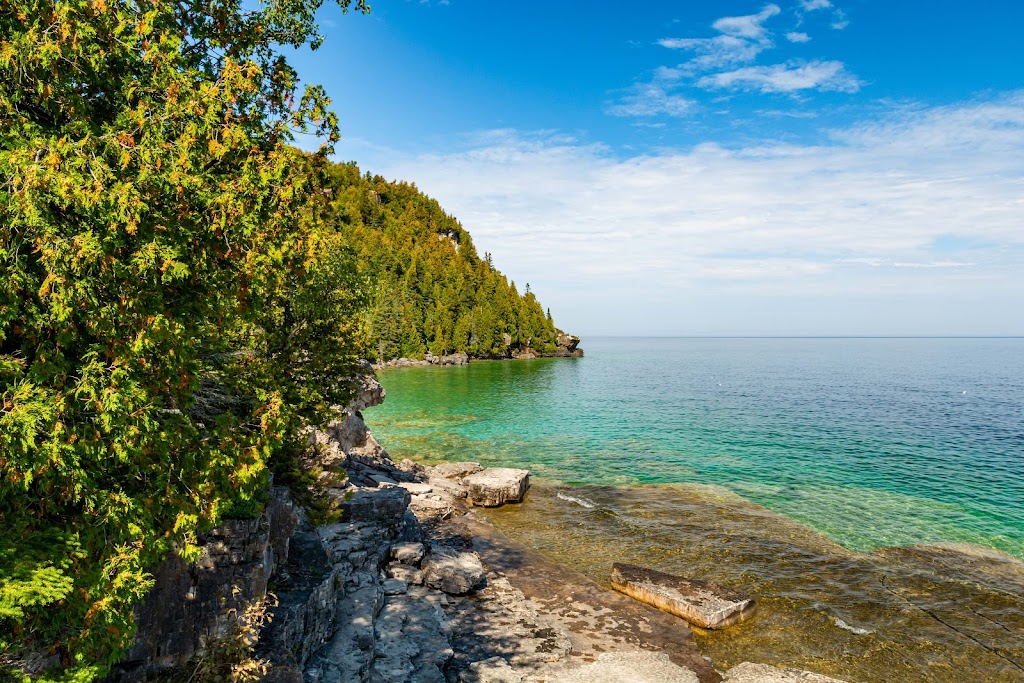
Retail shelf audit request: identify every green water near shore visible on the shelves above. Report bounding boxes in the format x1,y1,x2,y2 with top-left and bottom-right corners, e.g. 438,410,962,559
366,338,1024,680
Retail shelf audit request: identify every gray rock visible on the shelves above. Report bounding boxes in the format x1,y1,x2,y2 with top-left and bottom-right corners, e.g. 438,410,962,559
610,563,755,630
723,662,849,683
382,578,409,595
369,473,397,487
342,486,410,526
422,548,486,595
462,468,530,507
555,651,699,683
458,657,524,683
430,461,483,480
399,482,434,495
424,476,469,499
345,363,386,411
391,542,426,565
387,563,423,586
259,508,338,669
305,583,384,683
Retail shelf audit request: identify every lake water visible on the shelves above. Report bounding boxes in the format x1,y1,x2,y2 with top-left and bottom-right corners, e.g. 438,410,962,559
366,338,1024,681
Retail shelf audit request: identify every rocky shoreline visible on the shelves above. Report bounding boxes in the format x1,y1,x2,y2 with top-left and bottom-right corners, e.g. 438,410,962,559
110,367,851,683
372,335,584,370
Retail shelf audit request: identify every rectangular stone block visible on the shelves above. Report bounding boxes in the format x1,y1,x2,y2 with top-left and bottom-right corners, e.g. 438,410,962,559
610,563,755,629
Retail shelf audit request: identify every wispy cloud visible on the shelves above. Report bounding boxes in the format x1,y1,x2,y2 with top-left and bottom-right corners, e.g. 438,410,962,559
800,0,831,11
832,9,849,29
712,4,781,40
352,94,1024,334
605,83,695,117
699,60,862,93
611,1,860,114
658,4,780,71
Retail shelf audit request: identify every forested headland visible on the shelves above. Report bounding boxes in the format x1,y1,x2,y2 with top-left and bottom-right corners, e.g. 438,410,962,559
324,162,568,363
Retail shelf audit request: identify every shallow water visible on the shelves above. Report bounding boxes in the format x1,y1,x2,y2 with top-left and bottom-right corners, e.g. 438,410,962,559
366,338,1024,680
481,483,1024,682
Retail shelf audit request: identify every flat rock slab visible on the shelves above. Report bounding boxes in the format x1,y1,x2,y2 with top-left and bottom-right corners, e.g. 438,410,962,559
611,563,755,630
431,462,483,480
458,657,523,683
463,468,530,507
556,651,700,683
463,517,721,683
723,662,849,683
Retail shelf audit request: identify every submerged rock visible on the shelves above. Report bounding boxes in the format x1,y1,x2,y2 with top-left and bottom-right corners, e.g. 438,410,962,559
723,662,849,683
463,468,530,507
610,562,756,630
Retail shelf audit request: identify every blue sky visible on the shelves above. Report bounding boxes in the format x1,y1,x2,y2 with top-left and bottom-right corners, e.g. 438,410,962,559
290,1,1024,336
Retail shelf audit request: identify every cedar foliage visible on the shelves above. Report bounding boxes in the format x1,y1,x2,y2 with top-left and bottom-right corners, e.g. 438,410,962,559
0,0,370,680
325,162,563,362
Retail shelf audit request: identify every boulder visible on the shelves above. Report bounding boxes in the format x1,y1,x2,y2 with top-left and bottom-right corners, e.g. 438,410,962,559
610,563,755,630
386,563,423,586
391,542,426,566
723,662,849,683
422,548,486,595
463,468,530,507
341,487,410,527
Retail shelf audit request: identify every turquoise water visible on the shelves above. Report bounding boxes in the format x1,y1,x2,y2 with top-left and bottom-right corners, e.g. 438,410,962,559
366,337,1024,558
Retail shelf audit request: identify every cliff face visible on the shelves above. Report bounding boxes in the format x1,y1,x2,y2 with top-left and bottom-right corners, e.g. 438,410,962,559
108,369,404,683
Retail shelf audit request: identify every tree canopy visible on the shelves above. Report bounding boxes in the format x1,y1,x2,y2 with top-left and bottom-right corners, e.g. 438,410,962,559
0,0,369,679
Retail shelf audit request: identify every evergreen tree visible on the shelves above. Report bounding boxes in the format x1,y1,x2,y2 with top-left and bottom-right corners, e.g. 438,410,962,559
322,164,568,360
0,0,369,678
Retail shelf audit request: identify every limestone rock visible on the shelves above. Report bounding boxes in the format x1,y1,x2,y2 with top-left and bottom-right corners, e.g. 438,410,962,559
382,578,408,596
341,486,410,526
422,548,486,595
430,462,483,480
610,563,755,630
398,482,433,495
387,563,423,586
346,362,386,411
555,651,699,683
391,542,426,566
723,662,849,683
458,657,524,683
463,468,530,507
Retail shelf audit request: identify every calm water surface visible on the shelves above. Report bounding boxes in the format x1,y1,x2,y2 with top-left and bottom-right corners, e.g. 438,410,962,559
366,338,1024,681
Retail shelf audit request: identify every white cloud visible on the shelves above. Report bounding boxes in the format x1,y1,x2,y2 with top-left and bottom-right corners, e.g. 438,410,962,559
658,34,771,71
346,94,1024,335
699,60,862,93
605,83,695,117
640,3,860,103
832,9,849,29
712,4,781,40
658,4,781,72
